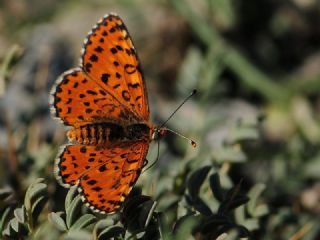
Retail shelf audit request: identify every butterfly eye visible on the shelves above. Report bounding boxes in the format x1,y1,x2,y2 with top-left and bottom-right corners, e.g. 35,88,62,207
151,128,159,140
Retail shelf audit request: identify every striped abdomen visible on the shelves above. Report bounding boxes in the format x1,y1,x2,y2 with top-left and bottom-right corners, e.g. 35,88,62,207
67,122,151,145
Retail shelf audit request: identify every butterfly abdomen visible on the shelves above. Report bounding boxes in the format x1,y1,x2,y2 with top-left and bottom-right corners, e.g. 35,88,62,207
67,123,125,145
67,122,151,145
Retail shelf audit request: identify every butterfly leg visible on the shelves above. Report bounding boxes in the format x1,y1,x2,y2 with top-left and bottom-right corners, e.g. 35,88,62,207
142,158,149,169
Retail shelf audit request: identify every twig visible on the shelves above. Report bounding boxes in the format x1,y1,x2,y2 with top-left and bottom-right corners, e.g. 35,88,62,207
289,222,314,240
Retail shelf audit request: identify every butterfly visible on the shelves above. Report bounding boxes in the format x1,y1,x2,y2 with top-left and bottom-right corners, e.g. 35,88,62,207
50,13,197,214
50,13,170,214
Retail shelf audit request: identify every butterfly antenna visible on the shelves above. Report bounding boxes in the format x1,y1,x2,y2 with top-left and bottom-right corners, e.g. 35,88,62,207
160,89,197,148
143,89,197,173
159,89,197,128
166,128,197,148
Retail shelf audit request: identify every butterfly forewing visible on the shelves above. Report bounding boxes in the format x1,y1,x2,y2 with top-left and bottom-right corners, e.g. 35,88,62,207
81,14,150,121
51,69,138,126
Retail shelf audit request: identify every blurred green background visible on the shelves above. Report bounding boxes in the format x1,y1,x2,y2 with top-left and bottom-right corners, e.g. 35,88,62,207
1,0,320,239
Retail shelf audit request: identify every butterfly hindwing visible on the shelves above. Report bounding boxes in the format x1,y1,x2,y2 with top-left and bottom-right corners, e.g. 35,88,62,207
55,144,105,187
77,142,149,213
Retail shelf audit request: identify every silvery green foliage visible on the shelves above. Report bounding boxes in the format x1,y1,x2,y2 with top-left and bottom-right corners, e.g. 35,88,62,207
1,179,48,239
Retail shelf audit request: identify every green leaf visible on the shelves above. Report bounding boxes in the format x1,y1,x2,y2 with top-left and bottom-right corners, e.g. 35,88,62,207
70,214,96,231
199,215,230,234
303,154,320,178
24,179,47,213
0,207,13,233
209,173,224,202
65,230,92,240
97,226,125,240
252,204,269,217
247,183,266,216
138,200,157,228
48,212,67,231
65,186,78,212
66,195,82,229
2,220,16,237
191,197,212,216
216,231,238,240
13,207,26,223
174,216,197,240
241,218,259,231
208,224,242,239
218,196,249,214
214,146,247,163
11,218,19,232
0,187,13,200
121,195,153,231
31,195,48,223
94,218,115,231
230,124,259,142
187,166,211,200
93,219,115,238
198,43,224,100
4,217,27,236
235,225,251,238
157,194,179,211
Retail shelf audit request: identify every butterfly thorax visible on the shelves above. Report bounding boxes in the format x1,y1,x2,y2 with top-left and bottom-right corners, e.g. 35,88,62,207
67,122,151,146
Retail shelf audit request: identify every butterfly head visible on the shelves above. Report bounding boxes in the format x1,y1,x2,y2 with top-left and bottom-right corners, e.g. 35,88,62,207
151,127,167,141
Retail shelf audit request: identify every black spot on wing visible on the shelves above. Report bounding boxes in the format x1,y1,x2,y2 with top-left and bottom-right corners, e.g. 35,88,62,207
92,186,102,192
124,64,136,74
113,84,120,89
115,72,121,79
128,83,140,89
89,54,98,62
85,63,92,72
80,146,87,153
87,90,98,95
110,48,117,54
99,165,107,172
87,180,97,185
85,108,93,113
116,45,123,51
95,46,104,52
101,73,110,84
122,90,130,101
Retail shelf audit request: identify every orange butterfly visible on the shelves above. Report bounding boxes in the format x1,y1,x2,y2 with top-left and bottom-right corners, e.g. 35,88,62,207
50,13,194,214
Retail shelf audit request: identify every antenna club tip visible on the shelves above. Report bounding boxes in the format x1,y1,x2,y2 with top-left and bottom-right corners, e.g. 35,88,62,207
191,140,197,148
191,89,197,95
